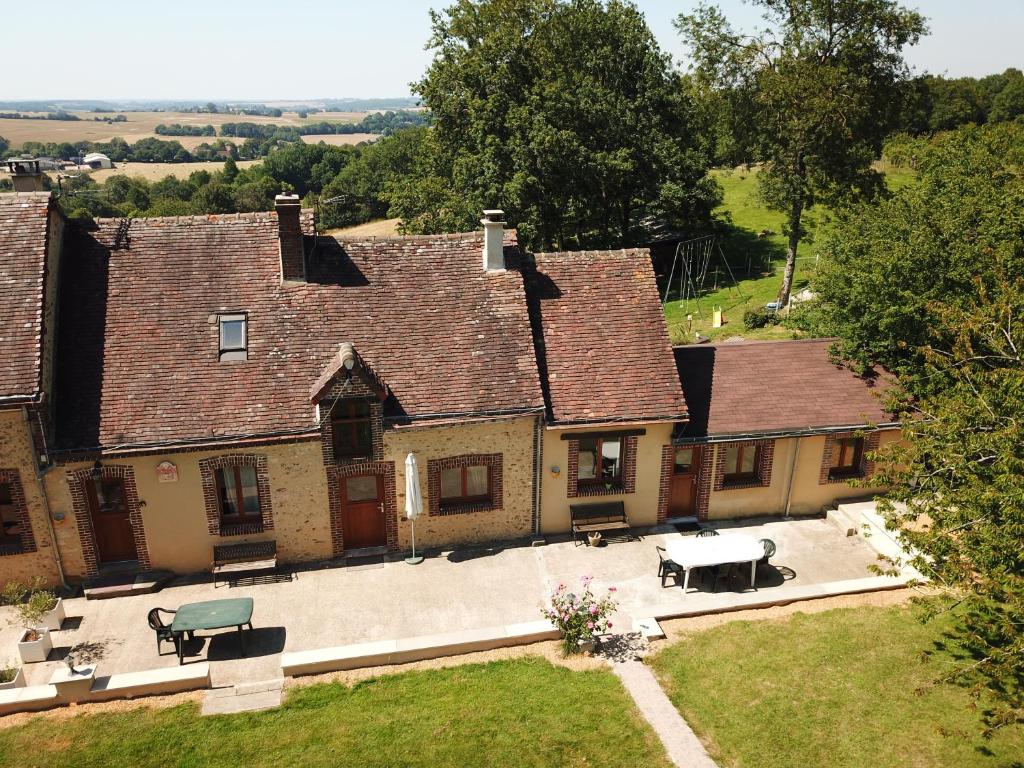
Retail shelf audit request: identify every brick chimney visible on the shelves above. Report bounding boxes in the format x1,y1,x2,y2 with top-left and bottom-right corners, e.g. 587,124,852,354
5,158,45,193
481,209,506,272
275,194,305,282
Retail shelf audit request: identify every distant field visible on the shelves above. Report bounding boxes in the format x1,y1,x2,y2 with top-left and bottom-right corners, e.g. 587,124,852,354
78,160,263,183
327,218,401,237
0,110,370,148
300,133,379,146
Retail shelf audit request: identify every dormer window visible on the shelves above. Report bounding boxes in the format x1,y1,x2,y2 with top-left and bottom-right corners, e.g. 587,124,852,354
219,314,247,361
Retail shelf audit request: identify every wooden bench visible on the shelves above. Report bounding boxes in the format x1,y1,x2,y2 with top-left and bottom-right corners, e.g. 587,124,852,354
212,541,277,587
570,501,630,546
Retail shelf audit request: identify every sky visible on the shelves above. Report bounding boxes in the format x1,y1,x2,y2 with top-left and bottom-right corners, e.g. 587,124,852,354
7,0,1023,101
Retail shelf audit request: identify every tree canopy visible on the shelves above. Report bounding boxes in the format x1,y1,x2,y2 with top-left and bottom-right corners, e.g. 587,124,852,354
407,0,719,250
811,122,1024,731
678,0,927,306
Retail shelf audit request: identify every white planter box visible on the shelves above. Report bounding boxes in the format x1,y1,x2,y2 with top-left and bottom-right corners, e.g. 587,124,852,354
17,628,52,664
41,598,65,631
0,667,26,690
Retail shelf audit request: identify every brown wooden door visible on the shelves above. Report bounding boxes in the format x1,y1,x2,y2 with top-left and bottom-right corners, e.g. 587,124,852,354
340,474,387,550
87,478,138,564
668,446,702,517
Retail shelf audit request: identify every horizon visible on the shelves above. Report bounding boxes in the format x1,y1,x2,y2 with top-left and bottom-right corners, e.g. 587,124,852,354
4,0,1022,101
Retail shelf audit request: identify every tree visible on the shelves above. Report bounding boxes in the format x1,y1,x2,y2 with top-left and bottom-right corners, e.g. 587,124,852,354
872,281,1024,734
811,123,1024,730
412,0,718,250
811,123,1024,388
678,0,927,307
990,69,1024,124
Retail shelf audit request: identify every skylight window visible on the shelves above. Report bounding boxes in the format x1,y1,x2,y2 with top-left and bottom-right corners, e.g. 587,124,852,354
219,314,248,361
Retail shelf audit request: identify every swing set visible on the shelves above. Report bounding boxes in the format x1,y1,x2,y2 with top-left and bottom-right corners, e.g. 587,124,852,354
661,235,746,319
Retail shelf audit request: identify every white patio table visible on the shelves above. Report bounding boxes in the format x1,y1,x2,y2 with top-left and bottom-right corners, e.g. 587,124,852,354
665,534,766,592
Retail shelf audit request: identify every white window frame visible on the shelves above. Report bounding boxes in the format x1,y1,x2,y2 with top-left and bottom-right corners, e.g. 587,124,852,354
218,313,248,361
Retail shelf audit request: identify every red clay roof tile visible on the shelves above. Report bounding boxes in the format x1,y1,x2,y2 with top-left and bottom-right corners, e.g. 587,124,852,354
674,339,898,437
54,213,544,451
525,249,687,425
0,192,52,400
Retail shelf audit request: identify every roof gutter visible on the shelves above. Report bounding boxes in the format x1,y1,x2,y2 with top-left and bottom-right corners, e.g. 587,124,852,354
545,415,685,431
674,421,901,445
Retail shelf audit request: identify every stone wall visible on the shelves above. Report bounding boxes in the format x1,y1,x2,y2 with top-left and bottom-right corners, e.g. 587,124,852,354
0,409,61,589
387,416,537,551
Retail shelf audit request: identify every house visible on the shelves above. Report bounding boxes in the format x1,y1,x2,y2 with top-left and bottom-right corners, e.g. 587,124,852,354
0,192,65,586
81,153,112,170
670,340,900,521
0,182,901,588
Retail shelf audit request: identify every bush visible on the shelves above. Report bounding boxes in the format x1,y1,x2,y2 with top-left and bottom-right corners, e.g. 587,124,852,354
542,576,617,656
743,307,778,329
2,577,57,638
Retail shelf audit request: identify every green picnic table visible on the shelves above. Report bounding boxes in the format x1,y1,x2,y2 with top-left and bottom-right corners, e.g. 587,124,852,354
170,597,254,665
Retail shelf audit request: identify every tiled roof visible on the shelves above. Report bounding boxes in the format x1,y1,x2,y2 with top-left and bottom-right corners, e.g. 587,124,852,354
54,213,544,451
0,192,53,401
674,339,898,438
524,249,687,425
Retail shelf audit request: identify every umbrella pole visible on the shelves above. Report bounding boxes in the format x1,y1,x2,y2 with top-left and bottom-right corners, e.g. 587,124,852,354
405,518,424,565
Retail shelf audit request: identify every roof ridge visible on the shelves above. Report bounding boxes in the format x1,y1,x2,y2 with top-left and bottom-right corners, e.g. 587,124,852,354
674,337,839,350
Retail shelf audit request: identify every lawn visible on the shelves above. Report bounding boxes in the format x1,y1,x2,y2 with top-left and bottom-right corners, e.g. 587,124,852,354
649,605,1024,768
0,659,671,768
663,164,916,345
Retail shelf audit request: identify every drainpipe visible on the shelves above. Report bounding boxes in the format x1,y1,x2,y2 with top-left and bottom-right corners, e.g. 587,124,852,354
532,415,543,537
783,436,802,519
21,405,68,589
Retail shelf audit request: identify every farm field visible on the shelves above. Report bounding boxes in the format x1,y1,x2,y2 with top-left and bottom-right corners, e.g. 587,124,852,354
300,133,379,146
0,110,371,148
650,605,1024,768
75,160,264,183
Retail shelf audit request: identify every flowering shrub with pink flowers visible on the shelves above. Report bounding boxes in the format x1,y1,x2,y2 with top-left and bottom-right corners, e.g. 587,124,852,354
541,576,618,656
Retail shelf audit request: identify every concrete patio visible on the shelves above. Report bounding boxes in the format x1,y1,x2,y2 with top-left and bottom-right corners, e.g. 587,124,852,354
1,513,910,690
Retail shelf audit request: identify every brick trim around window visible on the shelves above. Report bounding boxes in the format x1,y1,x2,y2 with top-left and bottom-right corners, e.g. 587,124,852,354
0,469,37,557
819,431,881,485
713,439,775,491
67,464,150,576
656,445,673,524
695,449,713,521
326,461,397,556
566,435,638,498
198,454,275,537
318,378,384,466
427,454,504,516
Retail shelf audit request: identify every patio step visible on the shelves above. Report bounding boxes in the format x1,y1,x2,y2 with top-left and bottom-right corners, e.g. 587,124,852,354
83,570,174,600
281,620,560,677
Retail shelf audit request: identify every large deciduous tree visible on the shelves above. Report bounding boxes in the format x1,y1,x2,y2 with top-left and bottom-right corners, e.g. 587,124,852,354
813,122,1024,731
677,0,926,307
408,0,719,250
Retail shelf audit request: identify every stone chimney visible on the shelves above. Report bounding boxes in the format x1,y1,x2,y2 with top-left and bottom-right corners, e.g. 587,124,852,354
275,194,305,282
481,209,506,272
5,158,45,193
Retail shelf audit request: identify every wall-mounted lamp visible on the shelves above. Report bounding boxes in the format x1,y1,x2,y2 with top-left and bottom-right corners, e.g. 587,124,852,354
550,465,561,477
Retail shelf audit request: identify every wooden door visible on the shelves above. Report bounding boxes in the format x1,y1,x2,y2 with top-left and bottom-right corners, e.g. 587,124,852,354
668,446,702,517
87,477,138,564
340,474,387,550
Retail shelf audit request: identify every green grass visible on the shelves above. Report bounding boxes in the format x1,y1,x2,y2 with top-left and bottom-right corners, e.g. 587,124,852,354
664,164,916,344
649,605,1024,768
0,659,672,768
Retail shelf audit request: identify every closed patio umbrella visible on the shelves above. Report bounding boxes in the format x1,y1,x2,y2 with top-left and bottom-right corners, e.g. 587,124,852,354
404,452,424,565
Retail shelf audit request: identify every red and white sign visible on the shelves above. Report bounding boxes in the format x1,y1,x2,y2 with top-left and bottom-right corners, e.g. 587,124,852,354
156,461,178,483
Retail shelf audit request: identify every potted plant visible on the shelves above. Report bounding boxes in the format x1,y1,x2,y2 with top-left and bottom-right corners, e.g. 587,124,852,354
0,666,25,690
2,580,58,664
541,576,618,656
